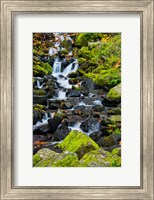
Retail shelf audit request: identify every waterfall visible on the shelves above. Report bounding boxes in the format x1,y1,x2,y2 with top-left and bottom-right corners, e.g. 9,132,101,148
52,61,62,75
63,60,78,76
36,80,40,88
49,47,57,56
57,90,66,100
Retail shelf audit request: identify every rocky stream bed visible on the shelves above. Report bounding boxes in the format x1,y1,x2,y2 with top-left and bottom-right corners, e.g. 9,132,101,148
33,33,121,167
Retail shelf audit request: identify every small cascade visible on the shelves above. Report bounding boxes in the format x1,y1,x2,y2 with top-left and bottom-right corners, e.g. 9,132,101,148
36,80,44,89
63,60,78,76
52,61,62,75
68,122,82,132
87,123,100,136
49,47,57,56
33,112,52,130
57,90,66,100
93,100,102,106
36,80,41,88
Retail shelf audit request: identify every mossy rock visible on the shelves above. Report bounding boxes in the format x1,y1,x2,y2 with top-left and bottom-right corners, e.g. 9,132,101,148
52,152,79,167
107,84,121,101
85,68,121,90
58,130,99,159
79,148,110,167
33,154,42,166
54,109,67,119
110,115,121,123
33,148,80,167
104,152,121,167
112,148,121,157
33,89,46,96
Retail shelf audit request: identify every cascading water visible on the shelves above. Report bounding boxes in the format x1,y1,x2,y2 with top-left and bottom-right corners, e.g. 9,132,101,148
51,42,79,99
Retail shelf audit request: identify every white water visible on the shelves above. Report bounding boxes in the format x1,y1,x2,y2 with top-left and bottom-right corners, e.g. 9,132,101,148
33,112,52,130
68,121,100,136
49,47,58,56
93,100,102,106
57,90,66,100
36,80,44,89
52,57,79,99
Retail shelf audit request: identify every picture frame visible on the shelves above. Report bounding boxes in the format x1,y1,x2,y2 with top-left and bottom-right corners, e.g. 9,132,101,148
0,0,153,199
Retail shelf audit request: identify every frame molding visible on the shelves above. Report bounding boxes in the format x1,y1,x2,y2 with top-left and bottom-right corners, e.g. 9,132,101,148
0,0,153,199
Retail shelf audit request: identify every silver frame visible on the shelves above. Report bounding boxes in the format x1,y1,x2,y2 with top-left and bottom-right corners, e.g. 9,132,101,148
0,1,153,199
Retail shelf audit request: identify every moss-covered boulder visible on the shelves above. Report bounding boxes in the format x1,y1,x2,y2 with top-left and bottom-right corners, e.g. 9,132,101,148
107,84,121,101
85,68,121,91
33,148,79,167
58,130,99,159
52,153,79,167
79,148,121,167
79,148,110,167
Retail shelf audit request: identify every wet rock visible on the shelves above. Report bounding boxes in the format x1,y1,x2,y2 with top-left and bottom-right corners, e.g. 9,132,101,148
80,118,100,133
33,135,48,143
93,105,105,112
99,115,111,126
81,77,95,90
66,89,81,97
107,107,121,115
48,116,63,132
97,134,121,147
89,131,104,142
53,123,70,141
80,121,89,132
33,95,48,105
48,99,62,110
68,72,79,78
61,101,73,109
74,105,86,111
33,110,44,125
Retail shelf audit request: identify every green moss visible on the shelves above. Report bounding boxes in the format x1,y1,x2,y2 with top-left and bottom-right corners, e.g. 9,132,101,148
55,109,66,119
112,148,121,156
110,115,121,123
52,153,79,167
104,155,121,167
77,68,86,75
34,104,45,109
107,124,121,135
107,84,121,101
76,34,88,47
33,63,52,77
79,148,110,167
33,65,48,76
60,49,68,55
41,62,52,74
33,154,42,166
58,130,99,159
85,68,120,89
33,89,46,96
78,57,87,65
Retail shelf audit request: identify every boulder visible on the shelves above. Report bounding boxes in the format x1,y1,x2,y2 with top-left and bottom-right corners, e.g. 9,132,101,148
33,148,79,167
66,89,81,97
57,130,99,159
